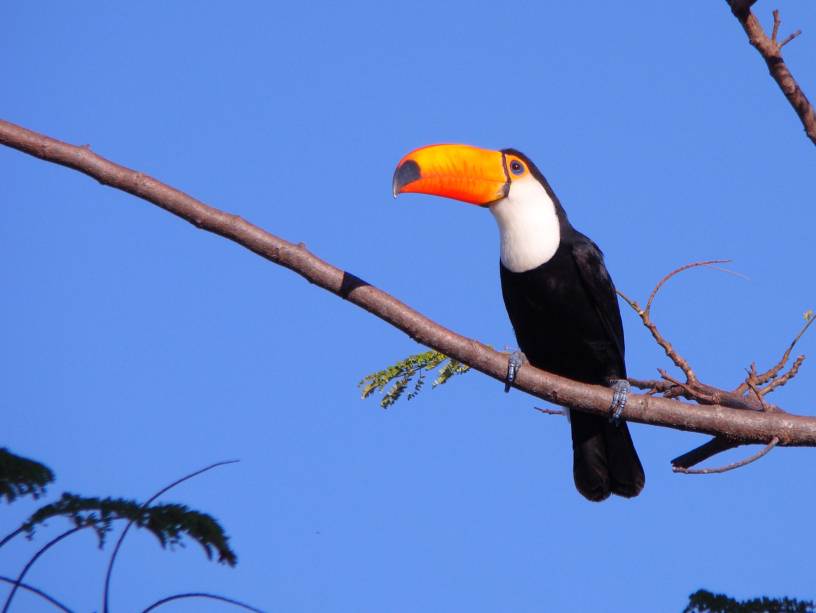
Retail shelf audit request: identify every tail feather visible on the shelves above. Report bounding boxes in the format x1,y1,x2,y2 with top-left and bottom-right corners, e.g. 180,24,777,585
570,411,644,502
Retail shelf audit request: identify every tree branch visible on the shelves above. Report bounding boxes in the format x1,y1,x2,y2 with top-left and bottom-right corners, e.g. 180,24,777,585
726,2,816,145
672,437,779,474
2,118,816,450
671,436,741,470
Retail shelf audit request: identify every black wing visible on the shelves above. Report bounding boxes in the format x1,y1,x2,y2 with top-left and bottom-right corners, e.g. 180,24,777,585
570,235,626,379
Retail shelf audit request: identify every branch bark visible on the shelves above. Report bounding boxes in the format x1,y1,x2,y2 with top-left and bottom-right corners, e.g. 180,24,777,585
2,118,816,450
726,2,816,145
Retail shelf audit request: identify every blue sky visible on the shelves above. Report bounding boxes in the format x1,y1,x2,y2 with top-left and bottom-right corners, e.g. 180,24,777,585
2,1,815,611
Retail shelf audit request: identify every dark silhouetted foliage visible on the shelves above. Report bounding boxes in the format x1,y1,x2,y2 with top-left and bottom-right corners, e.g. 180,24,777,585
0,448,54,503
19,492,237,565
685,589,815,613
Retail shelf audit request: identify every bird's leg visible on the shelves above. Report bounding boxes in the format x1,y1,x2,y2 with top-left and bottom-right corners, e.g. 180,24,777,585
608,379,630,424
504,350,525,393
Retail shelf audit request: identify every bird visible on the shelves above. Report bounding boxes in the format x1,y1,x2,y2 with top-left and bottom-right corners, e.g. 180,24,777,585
392,144,644,501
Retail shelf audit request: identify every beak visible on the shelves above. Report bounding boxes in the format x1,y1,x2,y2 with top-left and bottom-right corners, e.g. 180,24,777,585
392,144,508,206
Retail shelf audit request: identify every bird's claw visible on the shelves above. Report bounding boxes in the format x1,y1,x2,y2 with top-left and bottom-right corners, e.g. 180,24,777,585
505,350,524,393
609,379,630,424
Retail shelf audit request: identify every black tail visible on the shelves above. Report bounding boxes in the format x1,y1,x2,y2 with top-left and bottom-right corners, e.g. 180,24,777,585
570,410,645,502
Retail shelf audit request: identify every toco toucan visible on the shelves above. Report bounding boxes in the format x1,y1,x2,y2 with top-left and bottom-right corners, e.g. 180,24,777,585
392,144,645,501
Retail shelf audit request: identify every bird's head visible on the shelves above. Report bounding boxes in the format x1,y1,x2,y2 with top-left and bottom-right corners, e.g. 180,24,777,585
392,143,537,206
392,143,563,272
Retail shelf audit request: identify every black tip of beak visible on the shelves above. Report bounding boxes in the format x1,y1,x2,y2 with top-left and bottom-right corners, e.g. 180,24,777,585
392,160,421,198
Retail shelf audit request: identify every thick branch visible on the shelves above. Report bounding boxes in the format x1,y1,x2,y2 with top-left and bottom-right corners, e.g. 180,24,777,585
671,436,740,469
2,119,816,447
726,2,816,145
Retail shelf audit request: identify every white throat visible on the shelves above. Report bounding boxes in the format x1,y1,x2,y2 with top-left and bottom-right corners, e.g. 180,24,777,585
488,176,561,273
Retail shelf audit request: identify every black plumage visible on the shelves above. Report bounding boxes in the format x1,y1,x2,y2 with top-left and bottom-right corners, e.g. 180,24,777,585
499,153,644,501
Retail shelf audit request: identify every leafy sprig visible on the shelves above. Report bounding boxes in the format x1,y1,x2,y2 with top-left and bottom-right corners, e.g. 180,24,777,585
359,350,471,408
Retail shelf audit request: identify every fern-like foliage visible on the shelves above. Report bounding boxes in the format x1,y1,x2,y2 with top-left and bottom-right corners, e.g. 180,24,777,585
359,350,471,408
0,448,55,503
684,589,815,613
20,493,237,566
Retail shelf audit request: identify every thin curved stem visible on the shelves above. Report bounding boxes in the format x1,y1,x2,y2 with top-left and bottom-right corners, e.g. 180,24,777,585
141,592,265,613
0,575,74,612
644,260,731,314
2,526,83,613
102,460,239,613
0,528,26,550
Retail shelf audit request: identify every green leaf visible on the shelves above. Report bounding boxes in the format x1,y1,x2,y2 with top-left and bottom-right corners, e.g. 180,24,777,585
359,350,471,408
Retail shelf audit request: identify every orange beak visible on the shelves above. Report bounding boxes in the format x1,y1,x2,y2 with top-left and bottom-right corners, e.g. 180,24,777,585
392,144,509,206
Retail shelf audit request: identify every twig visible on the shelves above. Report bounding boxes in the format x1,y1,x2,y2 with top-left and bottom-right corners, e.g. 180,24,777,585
534,406,565,416
622,260,733,384
762,355,806,395
615,289,642,315
2,119,816,448
672,437,779,474
141,592,265,613
736,313,814,395
745,379,769,411
644,260,732,314
671,436,741,470
726,2,816,146
779,29,802,49
771,9,781,44
757,315,813,386
658,369,717,404
772,10,802,49
628,377,678,397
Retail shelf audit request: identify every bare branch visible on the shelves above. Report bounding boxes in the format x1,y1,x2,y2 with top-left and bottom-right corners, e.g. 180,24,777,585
658,369,716,403
726,2,816,146
2,119,816,450
779,29,802,49
671,436,741,470
672,437,779,474
771,9,781,44
624,260,733,384
628,377,678,397
763,355,806,395
615,289,642,316
756,314,814,387
644,260,731,315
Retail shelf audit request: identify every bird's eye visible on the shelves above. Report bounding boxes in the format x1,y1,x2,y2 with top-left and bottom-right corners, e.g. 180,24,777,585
510,160,525,175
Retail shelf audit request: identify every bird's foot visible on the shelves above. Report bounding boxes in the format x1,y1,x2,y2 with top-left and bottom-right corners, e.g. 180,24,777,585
609,379,630,424
504,350,525,393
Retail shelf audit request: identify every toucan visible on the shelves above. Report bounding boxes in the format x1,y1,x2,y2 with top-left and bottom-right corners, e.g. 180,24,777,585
392,144,645,501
